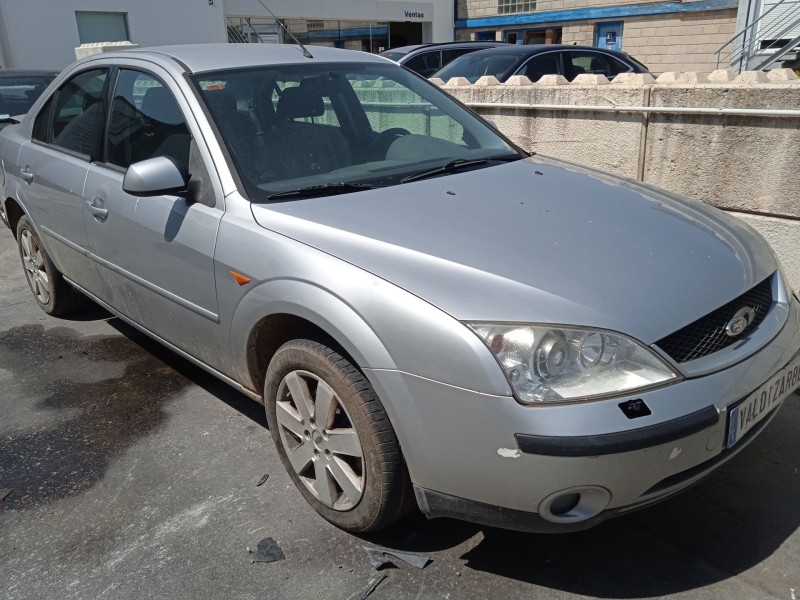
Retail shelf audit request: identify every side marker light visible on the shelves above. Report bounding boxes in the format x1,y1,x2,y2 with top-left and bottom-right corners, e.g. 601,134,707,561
230,271,251,286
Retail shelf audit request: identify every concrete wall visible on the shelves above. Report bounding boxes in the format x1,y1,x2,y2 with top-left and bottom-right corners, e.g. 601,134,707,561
0,0,226,70
430,69,800,289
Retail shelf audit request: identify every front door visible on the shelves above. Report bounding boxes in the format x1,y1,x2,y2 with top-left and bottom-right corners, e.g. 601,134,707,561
82,65,225,368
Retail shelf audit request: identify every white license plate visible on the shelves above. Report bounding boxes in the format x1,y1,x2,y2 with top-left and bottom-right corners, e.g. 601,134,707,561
726,355,800,448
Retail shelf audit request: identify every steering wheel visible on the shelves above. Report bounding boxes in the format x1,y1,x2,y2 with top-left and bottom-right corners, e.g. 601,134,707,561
366,128,411,160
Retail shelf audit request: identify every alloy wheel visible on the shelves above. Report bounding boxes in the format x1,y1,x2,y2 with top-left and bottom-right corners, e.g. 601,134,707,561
275,370,365,510
20,229,50,305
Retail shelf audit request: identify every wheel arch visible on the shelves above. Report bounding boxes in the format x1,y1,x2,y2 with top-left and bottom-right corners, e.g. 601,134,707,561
230,278,398,400
246,312,362,403
4,196,26,240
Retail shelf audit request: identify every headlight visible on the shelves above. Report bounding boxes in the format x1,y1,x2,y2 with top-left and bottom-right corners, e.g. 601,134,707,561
467,323,680,404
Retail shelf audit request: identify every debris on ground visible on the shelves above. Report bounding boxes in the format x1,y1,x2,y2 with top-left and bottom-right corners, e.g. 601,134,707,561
363,546,431,570
251,537,285,563
356,573,387,600
255,473,270,487
0,489,11,502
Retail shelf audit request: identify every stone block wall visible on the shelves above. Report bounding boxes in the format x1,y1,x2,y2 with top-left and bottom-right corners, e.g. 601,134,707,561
620,11,737,72
458,0,665,19
429,69,800,288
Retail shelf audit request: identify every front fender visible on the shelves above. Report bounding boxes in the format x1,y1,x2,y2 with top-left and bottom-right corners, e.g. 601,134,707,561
227,265,513,397
229,277,398,384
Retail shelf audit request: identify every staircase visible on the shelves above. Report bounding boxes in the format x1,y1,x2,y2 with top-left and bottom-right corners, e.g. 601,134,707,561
716,0,800,72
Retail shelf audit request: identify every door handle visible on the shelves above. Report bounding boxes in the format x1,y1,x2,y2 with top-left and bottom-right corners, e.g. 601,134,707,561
20,167,34,183
85,199,108,219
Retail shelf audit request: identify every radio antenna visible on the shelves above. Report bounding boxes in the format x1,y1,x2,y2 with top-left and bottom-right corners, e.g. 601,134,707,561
254,0,313,58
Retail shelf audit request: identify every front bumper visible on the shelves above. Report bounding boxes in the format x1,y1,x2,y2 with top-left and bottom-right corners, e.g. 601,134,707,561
365,295,800,532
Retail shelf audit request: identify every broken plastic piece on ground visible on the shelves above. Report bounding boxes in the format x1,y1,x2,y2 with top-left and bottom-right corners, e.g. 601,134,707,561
363,546,431,570
252,537,285,563
0,488,11,502
357,573,387,600
256,473,270,486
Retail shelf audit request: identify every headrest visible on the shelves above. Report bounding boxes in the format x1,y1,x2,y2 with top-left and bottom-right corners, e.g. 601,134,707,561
141,86,184,126
276,82,324,120
205,89,237,115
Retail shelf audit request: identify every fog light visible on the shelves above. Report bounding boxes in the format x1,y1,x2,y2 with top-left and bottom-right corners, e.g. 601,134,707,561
538,486,611,523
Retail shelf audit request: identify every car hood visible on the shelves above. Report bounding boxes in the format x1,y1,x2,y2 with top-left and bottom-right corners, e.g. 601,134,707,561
251,156,776,344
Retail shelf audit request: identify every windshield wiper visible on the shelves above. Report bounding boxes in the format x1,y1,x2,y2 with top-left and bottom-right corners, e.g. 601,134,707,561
399,154,524,184
264,182,381,201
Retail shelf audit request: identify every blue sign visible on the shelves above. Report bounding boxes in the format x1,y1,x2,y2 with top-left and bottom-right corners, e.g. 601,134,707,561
605,32,617,45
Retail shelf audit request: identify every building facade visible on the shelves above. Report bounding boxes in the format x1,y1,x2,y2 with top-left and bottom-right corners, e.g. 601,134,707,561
0,0,454,70
225,0,453,53
454,0,740,72
0,0,227,70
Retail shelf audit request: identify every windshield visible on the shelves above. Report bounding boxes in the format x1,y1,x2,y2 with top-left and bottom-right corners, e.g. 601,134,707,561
434,53,520,83
0,76,54,118
191,62,521,201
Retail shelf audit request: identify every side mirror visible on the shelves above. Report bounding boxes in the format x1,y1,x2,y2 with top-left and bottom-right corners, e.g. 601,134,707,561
123,156,188,197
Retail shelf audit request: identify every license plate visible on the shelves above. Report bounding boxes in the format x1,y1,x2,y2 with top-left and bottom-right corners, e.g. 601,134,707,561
726,355,800,448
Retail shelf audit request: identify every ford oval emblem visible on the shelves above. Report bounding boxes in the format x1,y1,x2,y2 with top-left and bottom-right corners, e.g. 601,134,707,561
725,306,756,337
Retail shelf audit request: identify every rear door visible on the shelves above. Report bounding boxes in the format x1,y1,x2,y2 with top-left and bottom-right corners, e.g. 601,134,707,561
16,68,109,286
82,63,225,368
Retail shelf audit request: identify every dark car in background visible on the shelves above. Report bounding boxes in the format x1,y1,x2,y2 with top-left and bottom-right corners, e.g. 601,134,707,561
380,41,509,77
433,44,649,83
0,70,58,129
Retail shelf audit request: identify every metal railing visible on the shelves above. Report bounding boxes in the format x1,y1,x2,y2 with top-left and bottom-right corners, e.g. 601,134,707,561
715,0,800,72
226,17,280,44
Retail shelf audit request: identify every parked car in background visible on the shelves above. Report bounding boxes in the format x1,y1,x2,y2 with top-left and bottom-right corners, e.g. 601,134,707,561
433,44,650,83
0,70,58,129
1,44,798,536
380,41,509,77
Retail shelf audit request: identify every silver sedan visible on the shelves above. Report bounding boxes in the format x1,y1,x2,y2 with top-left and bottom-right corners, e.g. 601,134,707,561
1,44,798,533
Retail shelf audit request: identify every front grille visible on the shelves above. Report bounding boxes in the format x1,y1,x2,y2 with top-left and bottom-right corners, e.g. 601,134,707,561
655,275,773,363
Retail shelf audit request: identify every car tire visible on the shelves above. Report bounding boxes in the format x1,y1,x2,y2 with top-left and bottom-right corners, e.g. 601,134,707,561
264,339,412,532
16,215,82,316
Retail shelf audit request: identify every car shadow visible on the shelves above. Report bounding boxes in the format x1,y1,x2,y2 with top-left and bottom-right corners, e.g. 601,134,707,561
365,396,800,597
105,318,266,428
0,316,265,512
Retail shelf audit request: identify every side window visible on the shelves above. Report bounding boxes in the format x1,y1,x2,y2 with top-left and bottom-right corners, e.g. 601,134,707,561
51,69,107,156
107,69,191,170
32,97,54,143
519,53,560,82
403,51,442,78
565,51,627,80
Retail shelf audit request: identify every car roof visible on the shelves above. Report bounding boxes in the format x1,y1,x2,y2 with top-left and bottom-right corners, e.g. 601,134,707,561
82,43,390,74
382,41,509,57
459,44,627,57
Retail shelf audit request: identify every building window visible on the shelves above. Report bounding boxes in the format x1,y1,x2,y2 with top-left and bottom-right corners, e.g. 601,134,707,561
76,11,129,44
498,0,536,15
307,20,324,31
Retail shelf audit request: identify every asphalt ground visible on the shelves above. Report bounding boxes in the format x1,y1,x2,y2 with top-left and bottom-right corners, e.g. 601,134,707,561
1,227,798,600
